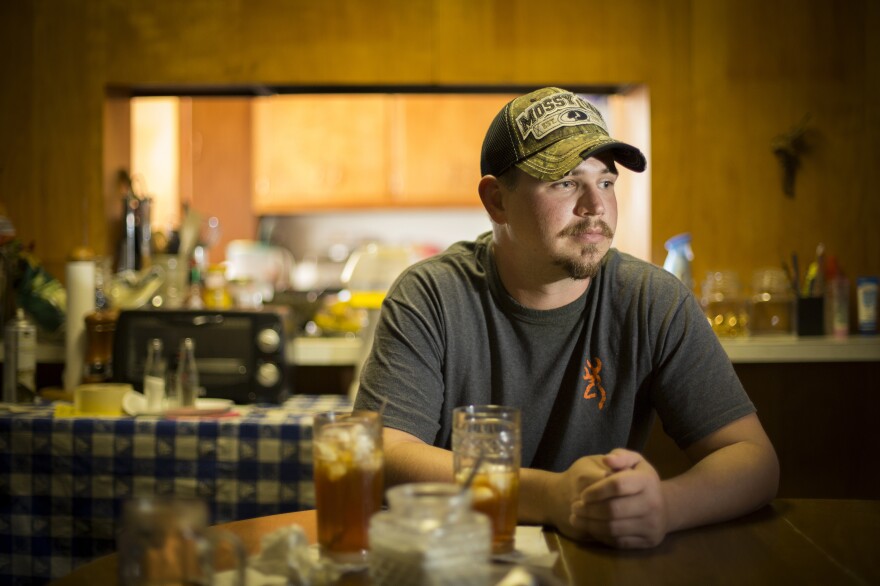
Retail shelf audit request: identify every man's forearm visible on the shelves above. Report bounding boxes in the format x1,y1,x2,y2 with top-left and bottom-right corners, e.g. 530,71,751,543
383,432,453,487
518,468,562,525
383,429,564,527
662,438,779,533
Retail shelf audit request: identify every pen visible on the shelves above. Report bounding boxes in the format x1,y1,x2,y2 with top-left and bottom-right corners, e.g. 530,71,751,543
781,260,795,295
813,243,825,296
802,262,819,297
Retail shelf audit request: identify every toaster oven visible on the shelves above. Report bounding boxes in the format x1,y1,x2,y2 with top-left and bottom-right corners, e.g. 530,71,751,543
111,308,291,404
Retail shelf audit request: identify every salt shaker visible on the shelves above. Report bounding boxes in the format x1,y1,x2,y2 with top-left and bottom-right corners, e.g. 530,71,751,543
369,483,492,586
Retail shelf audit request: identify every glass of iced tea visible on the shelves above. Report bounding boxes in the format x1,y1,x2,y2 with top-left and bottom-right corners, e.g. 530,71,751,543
452,405,520,554
312,410,384,564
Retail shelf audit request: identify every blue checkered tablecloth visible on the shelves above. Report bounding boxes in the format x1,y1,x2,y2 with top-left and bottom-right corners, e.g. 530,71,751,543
0,394,352,586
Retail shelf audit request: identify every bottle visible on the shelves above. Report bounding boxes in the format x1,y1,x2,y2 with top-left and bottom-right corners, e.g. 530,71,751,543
827,276,850,338
83,257,119,383
856,276,878,335
662,233,694,290
185,264,205,309
143,338,166,412
823,255,849,338
176,338,199,408
3,308,37,403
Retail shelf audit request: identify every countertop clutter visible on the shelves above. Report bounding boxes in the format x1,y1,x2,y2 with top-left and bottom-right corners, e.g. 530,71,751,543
3,333,880,368
4,334,879,368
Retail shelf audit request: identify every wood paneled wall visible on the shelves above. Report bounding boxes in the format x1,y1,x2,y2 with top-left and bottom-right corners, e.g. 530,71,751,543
1,0,878,297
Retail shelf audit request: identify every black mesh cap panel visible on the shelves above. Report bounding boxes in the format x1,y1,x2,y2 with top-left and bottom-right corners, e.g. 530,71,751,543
480,104,518,177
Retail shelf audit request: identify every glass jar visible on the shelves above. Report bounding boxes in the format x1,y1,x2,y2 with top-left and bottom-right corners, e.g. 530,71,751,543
369,483,492,586
83,308,119,383
750,268,795,336
202,265,233,309
701,271,748,337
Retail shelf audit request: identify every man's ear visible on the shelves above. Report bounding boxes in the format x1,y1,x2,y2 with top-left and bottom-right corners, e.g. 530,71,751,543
478,175,507,224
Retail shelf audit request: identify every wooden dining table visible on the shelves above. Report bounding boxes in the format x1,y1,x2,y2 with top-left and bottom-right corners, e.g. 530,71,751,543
49,498,879,585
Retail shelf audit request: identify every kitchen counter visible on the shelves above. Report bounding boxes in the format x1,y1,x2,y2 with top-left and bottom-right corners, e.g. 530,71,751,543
5,335,880,367
290,335,880,365
289,335,363,365
719,335,880,363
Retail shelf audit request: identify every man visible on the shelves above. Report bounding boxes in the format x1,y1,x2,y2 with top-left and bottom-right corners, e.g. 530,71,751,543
353,87,779,549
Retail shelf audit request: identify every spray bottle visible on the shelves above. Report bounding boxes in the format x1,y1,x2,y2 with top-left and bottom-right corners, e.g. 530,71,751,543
663,233,694,291
3,308,37,403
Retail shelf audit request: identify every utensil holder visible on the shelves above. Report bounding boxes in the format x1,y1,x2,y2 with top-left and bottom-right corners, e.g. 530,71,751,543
797,297,825,336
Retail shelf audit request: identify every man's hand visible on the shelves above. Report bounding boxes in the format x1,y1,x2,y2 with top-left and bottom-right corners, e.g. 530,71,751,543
568,448,669,549
537,454,616,541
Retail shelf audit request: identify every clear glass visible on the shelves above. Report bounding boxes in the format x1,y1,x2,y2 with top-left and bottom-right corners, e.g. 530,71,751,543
750,268,795,336
117,496,246,586
369,483,492,586
312,410,384,565
452,405,520,555
701,270,749,337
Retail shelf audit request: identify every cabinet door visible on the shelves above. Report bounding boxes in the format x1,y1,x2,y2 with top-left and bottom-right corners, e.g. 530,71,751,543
252,95,390,212
390,94,513,207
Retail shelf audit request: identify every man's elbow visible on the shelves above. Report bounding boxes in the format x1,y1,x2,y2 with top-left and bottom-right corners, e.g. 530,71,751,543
382,427,452,487
756,440,781,505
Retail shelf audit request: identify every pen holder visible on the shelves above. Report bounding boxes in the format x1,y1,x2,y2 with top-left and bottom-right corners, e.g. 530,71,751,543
797,297,825,336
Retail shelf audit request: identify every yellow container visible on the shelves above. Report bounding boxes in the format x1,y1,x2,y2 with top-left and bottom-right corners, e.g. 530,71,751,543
74,383,133,415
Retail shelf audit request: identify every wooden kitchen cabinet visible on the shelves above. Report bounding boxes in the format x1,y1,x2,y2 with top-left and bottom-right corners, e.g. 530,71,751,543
389,94,513,206
252,95,392,213
251,94,511,212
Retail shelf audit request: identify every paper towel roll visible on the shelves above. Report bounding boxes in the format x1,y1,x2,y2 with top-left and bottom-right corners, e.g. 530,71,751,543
64,260,96,391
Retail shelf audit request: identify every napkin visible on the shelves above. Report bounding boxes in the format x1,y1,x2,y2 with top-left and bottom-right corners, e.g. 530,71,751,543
214,524,558,586
493,525,558,569
214,525,341,586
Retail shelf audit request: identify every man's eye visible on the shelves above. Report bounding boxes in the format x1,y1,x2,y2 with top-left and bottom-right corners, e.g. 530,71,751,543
554,180,576,189
600,180,615,189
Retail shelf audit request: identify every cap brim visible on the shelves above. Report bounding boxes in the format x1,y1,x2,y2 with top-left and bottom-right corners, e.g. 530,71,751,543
516,134,647,181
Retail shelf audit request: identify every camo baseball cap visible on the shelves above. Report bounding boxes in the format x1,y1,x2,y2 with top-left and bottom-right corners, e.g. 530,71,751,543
480,87,647,181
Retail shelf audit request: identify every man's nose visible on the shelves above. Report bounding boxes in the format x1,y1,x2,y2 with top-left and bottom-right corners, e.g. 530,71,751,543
575,188,605,216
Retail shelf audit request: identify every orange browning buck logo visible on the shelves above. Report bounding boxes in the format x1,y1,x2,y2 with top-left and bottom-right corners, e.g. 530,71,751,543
582,357,606,409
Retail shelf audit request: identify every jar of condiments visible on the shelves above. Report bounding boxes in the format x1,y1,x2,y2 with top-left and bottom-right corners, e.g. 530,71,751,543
369,483,492,586
701,271,748,337
202,265,233,309
83,308,119,383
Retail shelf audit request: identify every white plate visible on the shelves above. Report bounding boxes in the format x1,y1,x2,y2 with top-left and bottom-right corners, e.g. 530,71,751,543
122,391,234,416
194,398,234,411
164,398,235,417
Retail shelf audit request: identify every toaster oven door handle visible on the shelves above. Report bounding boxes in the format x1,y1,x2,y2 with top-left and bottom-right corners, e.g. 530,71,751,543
192,314,225,326
165,314,225,327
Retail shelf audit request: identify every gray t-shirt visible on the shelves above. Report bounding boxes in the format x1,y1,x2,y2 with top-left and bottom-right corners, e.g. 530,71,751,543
354,232,754,472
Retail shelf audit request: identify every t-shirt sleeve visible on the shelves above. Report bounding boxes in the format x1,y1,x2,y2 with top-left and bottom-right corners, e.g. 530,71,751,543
353,267,447,444
647,282,756,449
